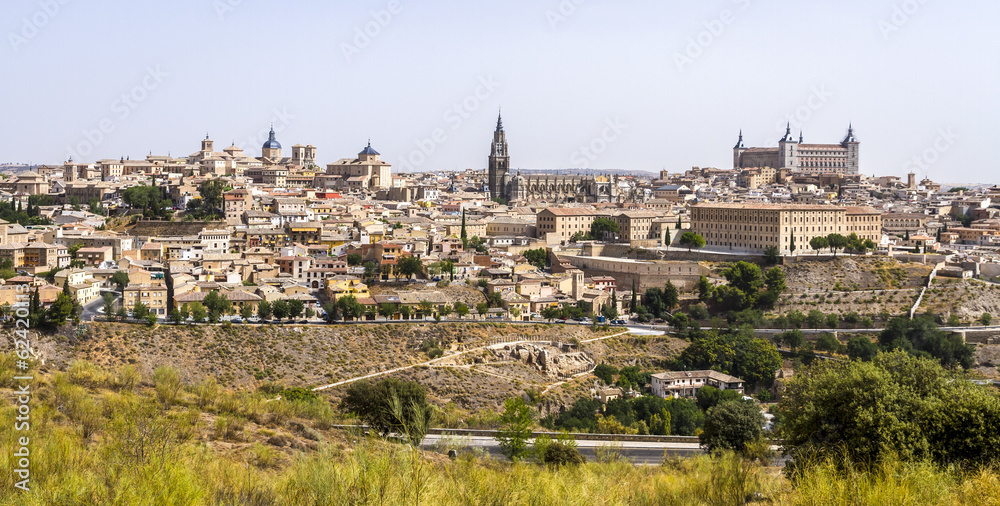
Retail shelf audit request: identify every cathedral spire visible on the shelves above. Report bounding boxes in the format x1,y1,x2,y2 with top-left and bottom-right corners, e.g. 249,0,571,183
734,129,745,149
496,108,503,132
799,130,803,143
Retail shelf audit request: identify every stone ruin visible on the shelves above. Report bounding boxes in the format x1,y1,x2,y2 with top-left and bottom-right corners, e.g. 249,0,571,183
492,342,594,378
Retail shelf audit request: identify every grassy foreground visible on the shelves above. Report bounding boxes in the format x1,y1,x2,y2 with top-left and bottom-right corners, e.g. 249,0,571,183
3,358,1000,504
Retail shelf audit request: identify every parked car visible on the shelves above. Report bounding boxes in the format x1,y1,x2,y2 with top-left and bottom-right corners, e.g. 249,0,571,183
557,317,568,323
231,318,243,324
578,317,591,324
612,319,627,325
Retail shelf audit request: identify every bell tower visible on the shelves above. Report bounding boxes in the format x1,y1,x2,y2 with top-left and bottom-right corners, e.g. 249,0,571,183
488,110,509,200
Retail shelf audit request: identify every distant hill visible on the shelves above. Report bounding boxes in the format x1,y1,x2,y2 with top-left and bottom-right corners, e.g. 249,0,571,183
128,219,226,237
516,168,658,177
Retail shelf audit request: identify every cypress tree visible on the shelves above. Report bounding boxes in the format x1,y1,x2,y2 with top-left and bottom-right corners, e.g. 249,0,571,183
631,279,637,311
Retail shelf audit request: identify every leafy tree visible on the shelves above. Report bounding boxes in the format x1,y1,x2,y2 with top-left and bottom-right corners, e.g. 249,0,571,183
826,233,848,257
102,292,116,320
327,295,365,319
86,197,106,216
601,303,618,321
131,301,149,321
188,302,205,323
825,312,839,329
523,248,547,269
695,385,743,412
663,280,679,311
542,440,584,466
778,329,805,351
777,350,1000,470
541,306,560,321
697,275,713,302
476,302,489,317
46,292,77,326
240,304,254,320
714,261,784,311
400,305,412,320
878,315,974,369
195,179,226,219
815,333,842,354
700,400,765,454
378,303,398,319
271,300,290,321
363,261,379,280
287,299,304,320
809,236,828,255
806,310,825,329
170,308,183,325
760,267,785,296
679,232,705,252
846,336,879,361
441,259,455,281
981,313,993,326
121,185,170,219
178,303,190,323
346,253,363,266
256,300,272,321
763,245,780,265
496,397,534,461
111,271,130,293
202,291,232,323
455,302,469,319
590,217,621,241
439,304,452,318
676,327,782,390
593,364,618,384
341,378,431,443
397,255,423,280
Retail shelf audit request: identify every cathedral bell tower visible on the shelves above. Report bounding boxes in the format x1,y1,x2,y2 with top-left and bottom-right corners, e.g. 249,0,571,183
488,111,509,200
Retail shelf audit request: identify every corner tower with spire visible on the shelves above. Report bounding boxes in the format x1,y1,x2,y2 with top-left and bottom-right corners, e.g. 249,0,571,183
488,109,510,200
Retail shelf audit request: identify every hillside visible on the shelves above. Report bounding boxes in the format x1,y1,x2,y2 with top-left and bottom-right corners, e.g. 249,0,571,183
3,322,683,413
1,356,998,504
127,219,227,237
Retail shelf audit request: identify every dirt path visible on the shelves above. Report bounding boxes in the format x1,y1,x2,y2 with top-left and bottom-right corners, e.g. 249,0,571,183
312,329,631,391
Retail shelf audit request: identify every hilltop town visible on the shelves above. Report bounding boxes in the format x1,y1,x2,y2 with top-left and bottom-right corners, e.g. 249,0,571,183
0,119,996,330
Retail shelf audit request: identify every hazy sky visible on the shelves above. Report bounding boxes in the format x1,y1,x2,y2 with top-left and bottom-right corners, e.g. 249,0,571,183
2,1,997,182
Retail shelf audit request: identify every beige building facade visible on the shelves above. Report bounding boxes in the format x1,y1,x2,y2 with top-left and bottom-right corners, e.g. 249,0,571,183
691,203,881,255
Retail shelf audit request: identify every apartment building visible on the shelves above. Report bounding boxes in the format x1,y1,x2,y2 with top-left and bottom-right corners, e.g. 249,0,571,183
536,208,602,241
690,203,881,255
76,246,115,266
224,189,253,225
123,283,169,315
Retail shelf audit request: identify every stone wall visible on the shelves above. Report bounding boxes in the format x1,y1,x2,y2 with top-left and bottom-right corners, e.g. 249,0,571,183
554,254,707,292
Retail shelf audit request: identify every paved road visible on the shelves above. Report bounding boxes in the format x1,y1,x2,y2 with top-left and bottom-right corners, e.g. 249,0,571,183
421,435,704,464
81,289,117,322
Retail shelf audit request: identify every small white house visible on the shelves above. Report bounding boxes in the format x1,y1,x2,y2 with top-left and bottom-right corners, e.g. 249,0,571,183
650,370,745,399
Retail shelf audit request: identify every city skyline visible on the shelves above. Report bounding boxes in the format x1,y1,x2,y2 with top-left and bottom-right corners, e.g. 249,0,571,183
2,1,996,183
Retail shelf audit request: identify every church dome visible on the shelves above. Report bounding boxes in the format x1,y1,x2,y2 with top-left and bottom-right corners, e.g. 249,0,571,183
359,140,379,156
262,126,281,150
